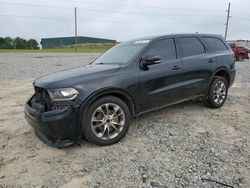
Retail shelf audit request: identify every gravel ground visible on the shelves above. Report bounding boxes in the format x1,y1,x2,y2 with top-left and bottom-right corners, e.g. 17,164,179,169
0,53,249,187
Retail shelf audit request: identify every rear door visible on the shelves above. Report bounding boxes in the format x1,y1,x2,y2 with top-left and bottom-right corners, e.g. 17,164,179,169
139,38,185,111
175,36,213,99
201,36,234,74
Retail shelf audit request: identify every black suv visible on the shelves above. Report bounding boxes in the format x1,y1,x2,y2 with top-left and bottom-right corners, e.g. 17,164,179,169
25,34,236,147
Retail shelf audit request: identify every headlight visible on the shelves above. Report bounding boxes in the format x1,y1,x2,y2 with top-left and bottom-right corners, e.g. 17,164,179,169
48,88,79,101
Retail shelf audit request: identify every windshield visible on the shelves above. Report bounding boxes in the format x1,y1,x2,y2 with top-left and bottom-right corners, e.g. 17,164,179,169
93,43,147,64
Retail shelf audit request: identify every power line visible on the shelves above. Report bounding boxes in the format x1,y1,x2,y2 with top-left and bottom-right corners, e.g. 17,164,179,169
1,1,249,40
232,16,250,22
0,14,73,22
63,0,224,12
2,1,249,19
231,11,250,18
0,1,224,12
68,7,225,18
1,2,248,33
0,2,72,10
0,14,224,26
230,24,250,30
0,14,246,29
0,2,226,18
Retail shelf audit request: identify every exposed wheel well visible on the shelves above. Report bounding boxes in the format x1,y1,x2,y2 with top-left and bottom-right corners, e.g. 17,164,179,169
87,92,136,116
214,70,230,85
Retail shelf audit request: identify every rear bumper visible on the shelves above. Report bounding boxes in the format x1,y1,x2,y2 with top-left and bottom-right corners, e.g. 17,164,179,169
25,102,81,148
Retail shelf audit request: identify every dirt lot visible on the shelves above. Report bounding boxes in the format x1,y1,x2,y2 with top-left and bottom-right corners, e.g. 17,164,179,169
0,53,249,187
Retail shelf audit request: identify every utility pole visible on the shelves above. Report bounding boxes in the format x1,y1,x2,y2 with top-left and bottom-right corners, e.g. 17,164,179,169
224,2,231,40
74,6,78,52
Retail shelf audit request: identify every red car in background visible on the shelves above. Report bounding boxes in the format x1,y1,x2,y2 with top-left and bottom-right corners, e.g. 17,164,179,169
228,43,249,61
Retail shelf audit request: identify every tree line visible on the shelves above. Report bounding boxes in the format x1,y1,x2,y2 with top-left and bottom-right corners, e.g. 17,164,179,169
0,37,39,49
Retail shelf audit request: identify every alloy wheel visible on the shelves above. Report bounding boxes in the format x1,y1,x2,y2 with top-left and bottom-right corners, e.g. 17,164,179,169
213,81,226,104
91,103,125,140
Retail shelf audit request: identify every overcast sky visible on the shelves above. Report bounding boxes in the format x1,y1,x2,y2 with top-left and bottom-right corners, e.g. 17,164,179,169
0,0,249,43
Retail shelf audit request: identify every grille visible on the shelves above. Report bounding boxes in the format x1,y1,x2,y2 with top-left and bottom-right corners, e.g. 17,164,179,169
52,105,67,111
30,87,53,112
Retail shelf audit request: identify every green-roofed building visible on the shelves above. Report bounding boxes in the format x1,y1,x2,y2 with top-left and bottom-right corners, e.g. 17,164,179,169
41,36,116,49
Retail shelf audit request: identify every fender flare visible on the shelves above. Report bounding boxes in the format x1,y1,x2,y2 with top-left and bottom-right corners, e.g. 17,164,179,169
206,67,230,94
79,87,137,116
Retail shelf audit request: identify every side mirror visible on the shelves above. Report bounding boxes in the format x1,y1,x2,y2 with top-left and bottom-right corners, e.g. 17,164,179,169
141,54,161,68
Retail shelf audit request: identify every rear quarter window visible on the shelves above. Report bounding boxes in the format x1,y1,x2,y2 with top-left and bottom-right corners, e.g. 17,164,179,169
203,37,228,52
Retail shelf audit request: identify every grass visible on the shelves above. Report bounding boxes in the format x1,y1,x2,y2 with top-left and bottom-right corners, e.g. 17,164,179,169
0,43,115,53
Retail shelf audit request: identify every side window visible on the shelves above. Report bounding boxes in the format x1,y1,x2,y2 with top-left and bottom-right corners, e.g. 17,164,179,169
178,37,205,57
147,39,176,61
203,37,228,52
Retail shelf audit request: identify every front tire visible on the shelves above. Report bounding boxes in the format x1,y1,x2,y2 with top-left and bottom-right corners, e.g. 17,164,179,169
82,96,131,146
204,76,228,108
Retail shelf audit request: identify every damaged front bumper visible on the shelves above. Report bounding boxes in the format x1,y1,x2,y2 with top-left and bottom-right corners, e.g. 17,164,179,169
25,95,82,148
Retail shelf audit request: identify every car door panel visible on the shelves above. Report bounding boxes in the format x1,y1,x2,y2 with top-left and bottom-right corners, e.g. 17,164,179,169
138,38,185,112
139,60,184,111
180,54,213,98
175,36,214,99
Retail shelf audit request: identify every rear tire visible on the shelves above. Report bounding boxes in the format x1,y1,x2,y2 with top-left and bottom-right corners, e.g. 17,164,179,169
204,76,228,108
237,54,244,61
82,96,131,146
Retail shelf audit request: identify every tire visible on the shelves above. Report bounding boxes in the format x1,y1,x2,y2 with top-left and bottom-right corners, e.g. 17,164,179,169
238,54,244,61
204,76,228,108
82,96,131,146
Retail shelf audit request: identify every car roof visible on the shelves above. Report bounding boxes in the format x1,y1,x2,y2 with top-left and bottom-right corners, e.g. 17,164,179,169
126,33,223,43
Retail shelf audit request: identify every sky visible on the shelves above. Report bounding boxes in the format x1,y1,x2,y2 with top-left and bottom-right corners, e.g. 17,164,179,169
0,0,250,43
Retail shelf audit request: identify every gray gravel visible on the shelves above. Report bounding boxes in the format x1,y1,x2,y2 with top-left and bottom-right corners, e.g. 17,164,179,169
0,53,99,80
0,53,249,187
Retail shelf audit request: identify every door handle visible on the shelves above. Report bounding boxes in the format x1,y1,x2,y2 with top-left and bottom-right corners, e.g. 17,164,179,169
208,58,216,63
172,65,181,70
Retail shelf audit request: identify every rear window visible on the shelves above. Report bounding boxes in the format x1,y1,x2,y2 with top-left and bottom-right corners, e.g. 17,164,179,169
178,37,206,57
203,37,228,52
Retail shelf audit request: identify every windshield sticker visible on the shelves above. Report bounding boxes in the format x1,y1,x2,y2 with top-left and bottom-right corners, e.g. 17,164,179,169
134,40,150,44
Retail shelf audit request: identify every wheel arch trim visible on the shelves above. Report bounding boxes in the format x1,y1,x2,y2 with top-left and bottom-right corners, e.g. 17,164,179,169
80,87,137,116
206,67,230,94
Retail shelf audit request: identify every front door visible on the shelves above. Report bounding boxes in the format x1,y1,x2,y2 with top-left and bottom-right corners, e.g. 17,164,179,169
139,38,185,112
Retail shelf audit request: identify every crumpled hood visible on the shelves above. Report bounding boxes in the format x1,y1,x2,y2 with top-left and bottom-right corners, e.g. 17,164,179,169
34,64,121,89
